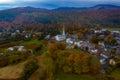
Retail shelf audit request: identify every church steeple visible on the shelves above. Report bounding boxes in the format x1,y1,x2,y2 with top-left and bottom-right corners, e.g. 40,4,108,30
62,26,65,36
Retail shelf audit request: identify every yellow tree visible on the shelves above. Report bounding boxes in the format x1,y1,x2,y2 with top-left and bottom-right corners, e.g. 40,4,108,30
81,54,90,73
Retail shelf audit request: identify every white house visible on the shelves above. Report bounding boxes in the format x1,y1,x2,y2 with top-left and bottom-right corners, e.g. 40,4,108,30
45,35,50,39
100,58,106,64
7,46,25,52
74,41,83,47
90,49,98,54
98,41,105,47
17,46,25,51
99,54,109,64
8,47,14,51
66,38,74,44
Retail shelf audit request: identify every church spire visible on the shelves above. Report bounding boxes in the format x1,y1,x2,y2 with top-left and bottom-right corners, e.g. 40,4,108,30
62,26,65,35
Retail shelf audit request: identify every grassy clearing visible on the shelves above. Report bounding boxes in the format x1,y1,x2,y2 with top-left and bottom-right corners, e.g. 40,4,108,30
104,27,120,31
55,72,96,80
21,39,41,46
0,61,27,79
21,39,41,49
111,68,120,80
67,49,88,54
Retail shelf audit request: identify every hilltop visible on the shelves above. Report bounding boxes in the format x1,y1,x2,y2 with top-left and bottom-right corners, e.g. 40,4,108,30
0,4,119,31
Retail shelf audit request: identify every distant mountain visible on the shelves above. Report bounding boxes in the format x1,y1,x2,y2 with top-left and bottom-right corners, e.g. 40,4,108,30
0,6,49,12
91,4,120,10
0,4,119,29
54,4,120,11
0,6,49,22
53,7,88,11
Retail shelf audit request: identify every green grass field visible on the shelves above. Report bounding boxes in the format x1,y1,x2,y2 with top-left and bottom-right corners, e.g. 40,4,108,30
21,39,41,46
105,27,120,31
111,68,120,80
55,72,108,80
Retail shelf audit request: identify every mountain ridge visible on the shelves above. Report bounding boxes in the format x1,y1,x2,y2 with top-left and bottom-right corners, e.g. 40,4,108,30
53,4,120,10
0,4,120,11
0,4,119,29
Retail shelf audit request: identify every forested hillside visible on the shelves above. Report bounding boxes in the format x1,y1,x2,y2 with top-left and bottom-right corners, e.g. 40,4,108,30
0,4,120,31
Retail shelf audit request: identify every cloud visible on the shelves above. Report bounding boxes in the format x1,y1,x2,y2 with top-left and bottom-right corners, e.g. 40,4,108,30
0,0,14,3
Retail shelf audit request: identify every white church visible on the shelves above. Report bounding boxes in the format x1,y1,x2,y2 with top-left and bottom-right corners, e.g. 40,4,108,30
55,27,66,41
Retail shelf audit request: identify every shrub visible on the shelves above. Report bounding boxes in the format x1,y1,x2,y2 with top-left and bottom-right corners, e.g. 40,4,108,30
21,58,39,80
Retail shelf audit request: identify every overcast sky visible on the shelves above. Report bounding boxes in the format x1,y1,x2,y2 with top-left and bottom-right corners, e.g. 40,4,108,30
0,0,120,10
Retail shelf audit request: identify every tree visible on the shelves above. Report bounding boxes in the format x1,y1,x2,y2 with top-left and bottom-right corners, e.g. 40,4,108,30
110,48,116,56
56,42,66,50
47,43,58,54
90,35,99,44
73,54,83,74
22,58,38,80
41,52,55,80
57,51,70,72
81,54,90,73
89,56,101,74
77,32,83,40
106,34,117,45
64,53,75,73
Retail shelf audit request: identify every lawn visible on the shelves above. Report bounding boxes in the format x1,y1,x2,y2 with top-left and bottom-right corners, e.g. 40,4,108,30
21,39,41,49
111,68,120,80
104,27,120,31
21,39,41,46
0,60,27,79
55,73,97,80
67,49,88,54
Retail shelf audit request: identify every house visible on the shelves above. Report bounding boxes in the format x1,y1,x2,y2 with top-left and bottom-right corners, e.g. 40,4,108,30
8,47,14,51
80,41,95,52
100,54,109,59
11,33,16,37
116,45,120,54
0,53,4,55
99,53,109,73
7,46,26,52
89,49,98,54
16,46,25,51
16,30,20,33
55,35,66,41
94,30,102,34
33,32,42,38
109,59,116,65
45,35,50,39
100,58,106,64
98,41,105,47
25,33,32,38
66,38,74,44
74,41,83,47
99,54,109,64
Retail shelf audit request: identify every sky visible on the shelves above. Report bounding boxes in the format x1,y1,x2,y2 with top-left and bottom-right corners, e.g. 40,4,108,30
0,0,120,10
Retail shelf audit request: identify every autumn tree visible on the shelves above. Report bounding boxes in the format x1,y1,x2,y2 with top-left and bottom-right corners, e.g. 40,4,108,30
47,43,58,60
77,32,83,40
47,42,66,60
90,35,99,44
73,54,83,74
89,56,101,74
63,53,75,73
47,43,58,54
40,52,55,80
56,42,66,50
57,51,70,72
22,58,38,80
105,34,117,45
81,54,90,73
